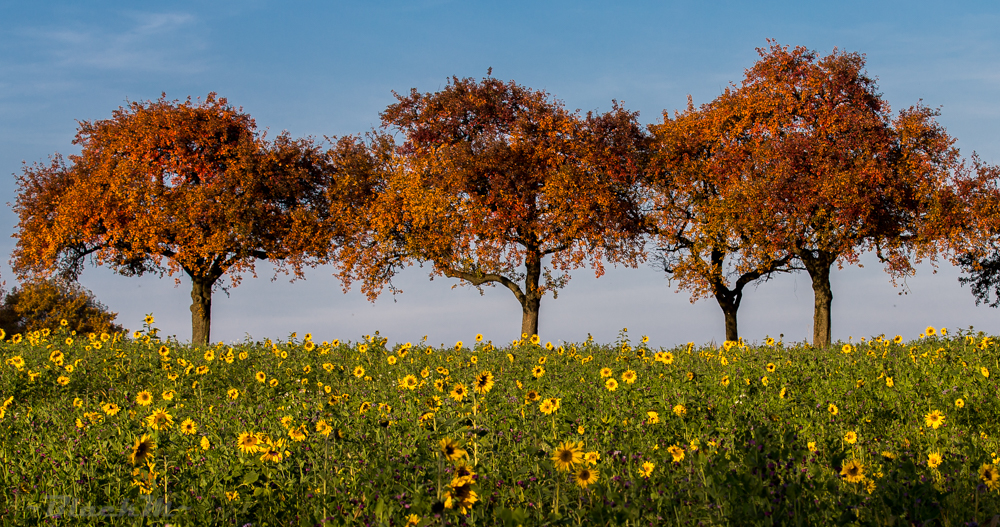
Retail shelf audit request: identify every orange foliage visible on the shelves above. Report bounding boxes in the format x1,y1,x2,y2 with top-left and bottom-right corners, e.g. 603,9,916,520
12,94,332,344
336,76,647,336
699,43,967,346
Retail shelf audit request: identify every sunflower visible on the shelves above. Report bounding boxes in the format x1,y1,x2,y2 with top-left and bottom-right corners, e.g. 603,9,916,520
955,398,965,409
475,333,483,342
204,350,215,362
444,475,479,514
638,461,655,478
532,366,545,379
605,379,618,392
288,425,308,442
662,352,675,364
982,366,990,378
439,437,467,462
893,335,903,344
828,404,839,416
539,399,555,414
807,441,817,452
551,441,583,471
574,467,599,488
766,363,776,373
102,402,120,416
646,411,660,424
269,378,278,387
924,410,945,429
145,408,173,430
622,370,637,384
925,326,936,336
525,390,540,402
927,452,942,469
56,376,70,386
420,367,430,378
145,315,155,325
840,459,865,483
474,371,495,394
256,371,266,383
136,391,153,406
259,438,286,463
129,435,156,465
315,420,333,436
761,376,769,387
720,375,730,387
434,379,445,392
672,404,686,417
227,388,239,400
180,418,197,435
980,464,1000,491
584,451,600,465
200,436,210,450
449,383,467,402
667,444,685,463
600,367,612,378
885,376,894,387
844,431,857,444
530,334,540,345
195,366,209,375
779,387,787,399
237,432,261,454
686,371,694,381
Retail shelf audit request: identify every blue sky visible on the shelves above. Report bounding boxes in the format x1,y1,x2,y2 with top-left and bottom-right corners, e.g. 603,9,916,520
1,1,998,346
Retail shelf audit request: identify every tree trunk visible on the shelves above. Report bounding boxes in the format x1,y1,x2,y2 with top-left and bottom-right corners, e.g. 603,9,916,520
722,305,739,343
800,250,836,348
521,295,540,340
520,248,543,339
190,277,213,345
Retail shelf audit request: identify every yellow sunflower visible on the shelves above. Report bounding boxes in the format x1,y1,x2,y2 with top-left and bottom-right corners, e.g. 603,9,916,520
980,464,1000,491
927,452,942,469
145,408,173,430
622,370,637,384
551,441,583,471
667,444,685,463
180,418,197,435
136,391,153,406
444,475,478,514
840,459,865,483
449,383,467,402
638,461,655,478
237,432,260,454
439,437,467,462
474,371,495,394
574,467,599,488
129,435,156,465
600,367,613,378
256,371,266,383
925,410,945,429
605,378,618,392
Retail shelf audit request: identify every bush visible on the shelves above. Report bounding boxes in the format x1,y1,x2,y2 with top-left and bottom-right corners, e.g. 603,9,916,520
0,278,124,336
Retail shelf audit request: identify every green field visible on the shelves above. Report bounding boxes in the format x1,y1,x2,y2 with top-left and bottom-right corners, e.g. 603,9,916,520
1,320,998,526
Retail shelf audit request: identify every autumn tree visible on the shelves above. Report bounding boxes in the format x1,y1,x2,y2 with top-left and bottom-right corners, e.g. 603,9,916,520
337,76,647,337
12,94,334,345
712,43,964,347
0,278,124,336
646,97,799,342
955,161,1000,306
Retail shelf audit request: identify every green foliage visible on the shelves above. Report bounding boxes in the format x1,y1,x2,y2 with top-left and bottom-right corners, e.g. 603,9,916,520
1,323,998,525
0,279,124,337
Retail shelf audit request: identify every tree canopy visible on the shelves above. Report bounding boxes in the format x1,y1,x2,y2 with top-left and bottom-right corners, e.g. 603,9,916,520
708,43,965,347
12,94,334,344
337,76,648,337
646,96,799,342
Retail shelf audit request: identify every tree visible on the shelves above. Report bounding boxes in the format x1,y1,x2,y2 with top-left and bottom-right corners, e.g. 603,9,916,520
0,278,125,336
12,94,333,345
338,76,647,337
955,161,1000,306
646,97,800,342
712,43,963,347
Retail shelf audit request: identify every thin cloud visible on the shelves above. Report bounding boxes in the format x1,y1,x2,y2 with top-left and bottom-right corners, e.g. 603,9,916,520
11,11,208,74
